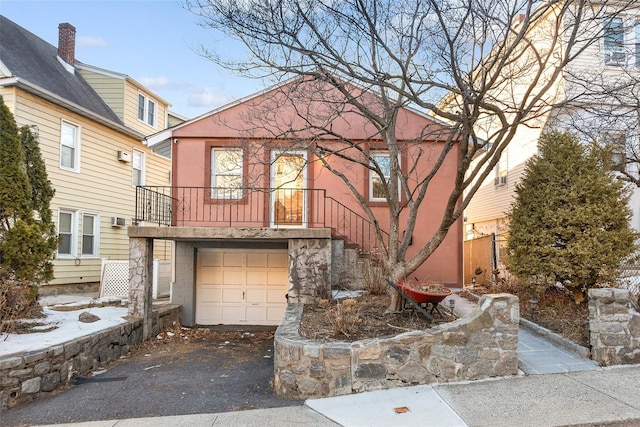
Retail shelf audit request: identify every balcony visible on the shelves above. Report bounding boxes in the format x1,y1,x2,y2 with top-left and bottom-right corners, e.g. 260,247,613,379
135,186,387,254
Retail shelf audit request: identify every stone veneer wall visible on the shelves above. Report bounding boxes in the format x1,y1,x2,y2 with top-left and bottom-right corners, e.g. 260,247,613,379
0,305,181,412
287,238,332,303
589,288,640,366
274,293,519,399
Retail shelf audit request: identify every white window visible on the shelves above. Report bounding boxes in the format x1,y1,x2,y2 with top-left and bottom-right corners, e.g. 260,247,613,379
132,150,145,187
604,132,627,172
369,151,394,201
211,148,243,198
137,93,156,127
137,94,145,122
57,210,77,257
147,100,155,126
81,212,99,257
494,153,508,187
604,17,626,66
60,120,80,171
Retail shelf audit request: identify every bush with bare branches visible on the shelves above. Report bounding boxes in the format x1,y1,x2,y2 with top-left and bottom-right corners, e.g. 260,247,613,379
361,257,387,296
0,271,41,335
324,298,362,338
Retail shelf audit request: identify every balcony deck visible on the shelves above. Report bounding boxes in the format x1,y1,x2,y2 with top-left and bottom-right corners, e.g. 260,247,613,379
128,225,332,241
134,186,387,254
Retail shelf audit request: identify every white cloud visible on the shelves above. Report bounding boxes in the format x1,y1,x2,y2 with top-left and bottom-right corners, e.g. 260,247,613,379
188,87,231,109
139,75,173,89
135,78,232,115
138,75,192,91
77,35,108,48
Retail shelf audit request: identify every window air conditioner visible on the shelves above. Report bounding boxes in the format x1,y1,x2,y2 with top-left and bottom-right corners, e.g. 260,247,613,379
117,150,132,162
494,176,507,186
111,217,126,227
604,50,626,66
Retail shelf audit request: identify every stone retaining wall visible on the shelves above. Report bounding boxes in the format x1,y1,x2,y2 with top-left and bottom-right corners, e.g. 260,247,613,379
588,288,640,366
274,293,519,399
0,305,182,412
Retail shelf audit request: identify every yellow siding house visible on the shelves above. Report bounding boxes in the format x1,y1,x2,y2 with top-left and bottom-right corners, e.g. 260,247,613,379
0,16,172,294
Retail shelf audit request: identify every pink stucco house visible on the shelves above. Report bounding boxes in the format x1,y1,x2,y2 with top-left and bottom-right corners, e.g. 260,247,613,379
130,78,462,328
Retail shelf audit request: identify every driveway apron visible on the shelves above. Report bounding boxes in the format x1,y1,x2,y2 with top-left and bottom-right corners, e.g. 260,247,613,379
1,327,302,427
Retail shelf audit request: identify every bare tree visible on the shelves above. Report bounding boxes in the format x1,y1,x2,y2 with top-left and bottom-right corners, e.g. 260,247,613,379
184,0,639,309
548,89,640,189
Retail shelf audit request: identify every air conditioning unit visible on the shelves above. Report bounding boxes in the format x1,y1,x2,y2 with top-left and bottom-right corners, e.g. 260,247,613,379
494,176,507,186
111,217,126,227
604,50,626,66
117,150,131,163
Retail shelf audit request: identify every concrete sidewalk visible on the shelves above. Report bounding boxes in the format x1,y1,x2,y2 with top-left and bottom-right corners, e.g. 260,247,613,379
37,364,640,427
308,365,640,426
34,292,639,426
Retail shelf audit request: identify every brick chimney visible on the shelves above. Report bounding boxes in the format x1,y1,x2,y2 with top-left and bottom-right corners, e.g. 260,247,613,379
58,23,76,66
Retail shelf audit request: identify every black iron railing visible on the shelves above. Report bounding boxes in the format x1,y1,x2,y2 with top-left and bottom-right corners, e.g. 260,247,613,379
135,186,388,254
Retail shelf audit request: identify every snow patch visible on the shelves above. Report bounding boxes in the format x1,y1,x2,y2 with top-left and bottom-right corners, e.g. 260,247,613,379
0,301,128,358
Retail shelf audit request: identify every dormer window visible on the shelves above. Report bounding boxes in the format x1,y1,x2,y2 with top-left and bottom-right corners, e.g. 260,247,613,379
137,93,156,127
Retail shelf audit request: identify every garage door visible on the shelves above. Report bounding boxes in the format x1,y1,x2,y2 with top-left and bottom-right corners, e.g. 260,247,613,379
196,248,289,325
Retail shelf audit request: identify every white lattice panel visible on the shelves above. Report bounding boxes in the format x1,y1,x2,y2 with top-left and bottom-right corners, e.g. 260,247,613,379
100,260,130,298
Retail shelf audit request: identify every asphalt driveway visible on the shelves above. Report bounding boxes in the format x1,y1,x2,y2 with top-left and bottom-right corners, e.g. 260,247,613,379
2,326,302,426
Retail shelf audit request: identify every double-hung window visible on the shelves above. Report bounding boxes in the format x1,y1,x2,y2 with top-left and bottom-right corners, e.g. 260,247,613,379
604,132,627,172
369,151,395,202
494,153,508,187
211,148,243,199
57,210,77,257
81,213,99,257
603,17,626,66
132,150,145,187
60,120,80,171
137,94,156,127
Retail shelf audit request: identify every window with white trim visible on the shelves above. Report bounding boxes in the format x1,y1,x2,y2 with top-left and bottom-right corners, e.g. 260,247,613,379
137,94,145,121
60,120,80,171
137,93,156,127
369,151,395,202
494,153,508,187
211,148,243,199
57,210,77,257
604,132,627,172
81,212,99,257
603,16,626,66
132,150,145,187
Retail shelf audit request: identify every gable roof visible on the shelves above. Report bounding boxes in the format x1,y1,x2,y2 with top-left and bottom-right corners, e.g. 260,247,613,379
0,15,143,138
145,75,454,145
74,61,171,108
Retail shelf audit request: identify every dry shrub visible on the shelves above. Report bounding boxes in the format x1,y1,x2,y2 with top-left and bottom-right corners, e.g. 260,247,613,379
361,257,387,295
469,272,590,347
327,298,362,337
0,271,42,335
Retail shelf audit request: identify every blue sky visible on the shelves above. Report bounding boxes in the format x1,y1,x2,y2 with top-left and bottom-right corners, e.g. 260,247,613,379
1,0,265,118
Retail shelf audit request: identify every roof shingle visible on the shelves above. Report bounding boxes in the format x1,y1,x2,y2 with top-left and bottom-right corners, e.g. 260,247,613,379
0,15,123,124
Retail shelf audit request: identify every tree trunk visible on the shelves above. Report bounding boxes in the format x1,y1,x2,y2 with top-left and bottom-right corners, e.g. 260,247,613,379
386,266,406,312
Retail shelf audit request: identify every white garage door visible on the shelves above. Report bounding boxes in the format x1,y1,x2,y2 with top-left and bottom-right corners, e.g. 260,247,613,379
196,248,289,325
